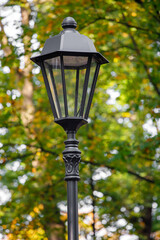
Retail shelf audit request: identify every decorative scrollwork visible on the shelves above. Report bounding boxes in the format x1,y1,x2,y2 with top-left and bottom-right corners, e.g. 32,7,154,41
63,154,81,177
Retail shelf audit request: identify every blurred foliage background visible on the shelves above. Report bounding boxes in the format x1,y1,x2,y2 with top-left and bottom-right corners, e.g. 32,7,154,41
0,0,160,239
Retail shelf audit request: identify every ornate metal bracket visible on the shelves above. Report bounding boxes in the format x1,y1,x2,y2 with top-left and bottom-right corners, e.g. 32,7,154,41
63,131,81,181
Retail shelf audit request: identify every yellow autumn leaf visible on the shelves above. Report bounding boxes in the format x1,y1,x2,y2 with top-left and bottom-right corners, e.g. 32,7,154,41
122,32,128,38
37,228,45,234
131,12,137,17
60,214,67,221
36,151,41,156
30,211,35,217
142,79,148,84
39,204,44,210
122,112,131,118
32,168,36,173
34,207,39,213
114,58,119,63
12,219,17,224
11,224,16,230
145,86,150,91
2,225,7,229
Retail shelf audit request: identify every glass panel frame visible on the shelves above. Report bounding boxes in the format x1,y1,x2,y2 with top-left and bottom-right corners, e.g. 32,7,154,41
42,53,100,120
47,63,62,118
40,61,58,119
74,69,79,116
84,63,100,119
79,56,92,117
60,55,68,117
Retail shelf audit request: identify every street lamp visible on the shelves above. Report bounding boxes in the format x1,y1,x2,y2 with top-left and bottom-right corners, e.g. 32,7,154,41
31,16,109,240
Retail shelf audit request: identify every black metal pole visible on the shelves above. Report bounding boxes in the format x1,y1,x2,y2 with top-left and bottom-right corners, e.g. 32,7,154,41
63,131,81,240
67,181,79,240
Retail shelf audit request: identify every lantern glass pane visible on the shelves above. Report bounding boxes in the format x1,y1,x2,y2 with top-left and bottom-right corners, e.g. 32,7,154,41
76,68,86,116
64,68,87,117
44,55,96,119
84,58,97,117
44,57,64,117
63,55,88,117
64,69,76,116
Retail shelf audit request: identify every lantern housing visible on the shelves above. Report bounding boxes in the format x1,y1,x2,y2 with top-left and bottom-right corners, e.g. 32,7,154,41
31,17,109,132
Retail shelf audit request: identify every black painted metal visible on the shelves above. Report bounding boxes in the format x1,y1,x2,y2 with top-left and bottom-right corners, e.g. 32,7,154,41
31,51,109,67
63,131,81,240
74,69,79,116
84,63,100,119
30,16,109,66
67,181,79,240
30,17,110,240
41,62,58,119
55,117,87,132
63,131,81,180
62,16,77,29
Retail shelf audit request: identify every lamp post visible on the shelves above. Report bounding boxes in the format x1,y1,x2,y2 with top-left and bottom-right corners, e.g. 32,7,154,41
31,16,109,240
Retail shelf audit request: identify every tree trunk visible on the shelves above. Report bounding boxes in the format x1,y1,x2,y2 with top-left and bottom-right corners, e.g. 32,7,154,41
141,206,152,240
45,223,65,240
21,6,34,126
20,4,65,240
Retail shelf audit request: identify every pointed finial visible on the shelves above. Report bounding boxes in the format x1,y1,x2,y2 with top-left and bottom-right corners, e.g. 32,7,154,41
62,17,77,29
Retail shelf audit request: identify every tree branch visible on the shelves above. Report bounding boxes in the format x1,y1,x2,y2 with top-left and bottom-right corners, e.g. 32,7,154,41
129,33,160,96
0,153,35,166
81,160,155,184
1,141,157,184
79,16,160,37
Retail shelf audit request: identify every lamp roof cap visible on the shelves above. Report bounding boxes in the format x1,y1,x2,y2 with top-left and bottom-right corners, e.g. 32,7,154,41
62,17,77,29
30,17,109,65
